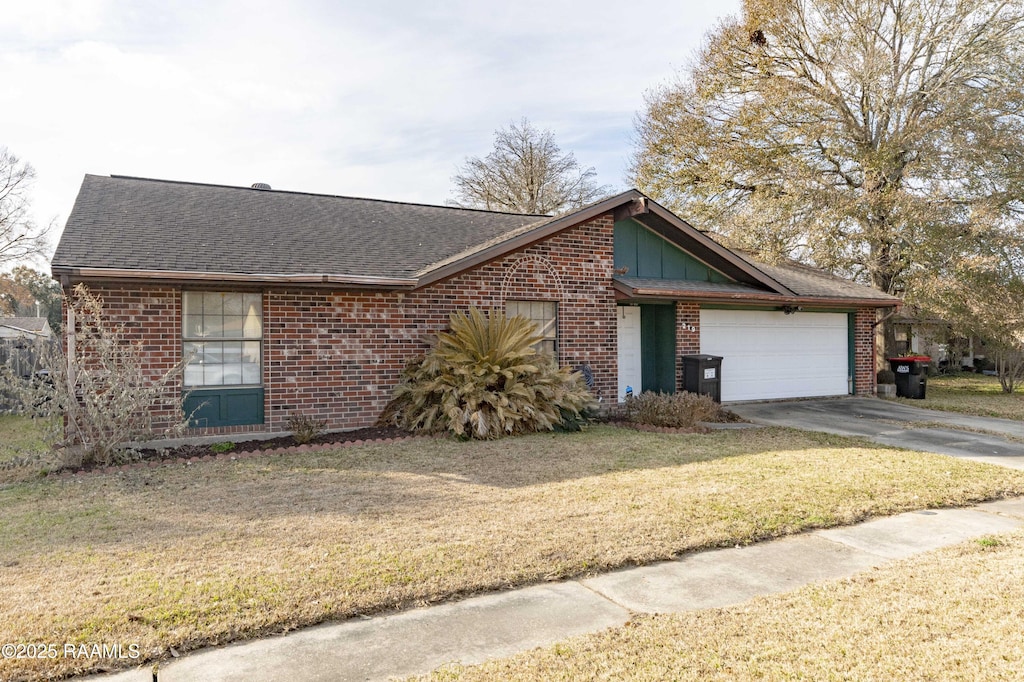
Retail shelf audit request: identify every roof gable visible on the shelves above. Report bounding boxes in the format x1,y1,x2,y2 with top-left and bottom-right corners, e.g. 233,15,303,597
614,219,733,284
0,317,51,337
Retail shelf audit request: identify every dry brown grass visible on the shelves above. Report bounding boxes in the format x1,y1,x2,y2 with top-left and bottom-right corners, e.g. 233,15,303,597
903,373,1024,420
3,426,1024,680
427,529,1024,681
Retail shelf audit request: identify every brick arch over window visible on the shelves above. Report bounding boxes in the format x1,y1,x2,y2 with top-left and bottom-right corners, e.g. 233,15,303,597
499,255,565,304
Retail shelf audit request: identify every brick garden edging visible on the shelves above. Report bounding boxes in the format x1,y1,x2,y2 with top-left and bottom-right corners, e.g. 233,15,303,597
56,434,443,479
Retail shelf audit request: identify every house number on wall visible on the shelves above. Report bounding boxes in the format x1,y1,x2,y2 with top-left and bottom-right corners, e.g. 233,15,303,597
683,324,697,332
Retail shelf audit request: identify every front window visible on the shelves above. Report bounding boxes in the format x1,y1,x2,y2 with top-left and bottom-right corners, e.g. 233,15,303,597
182,292,262,387
505,300,557,361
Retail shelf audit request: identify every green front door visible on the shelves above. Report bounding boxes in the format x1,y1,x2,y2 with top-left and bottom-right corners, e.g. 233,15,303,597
641,304,676,394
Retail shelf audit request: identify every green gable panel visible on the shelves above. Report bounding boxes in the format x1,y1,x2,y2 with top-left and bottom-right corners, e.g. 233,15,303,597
613,221,639,275
636,227,664,277
709,269,730,283
613,219,732,283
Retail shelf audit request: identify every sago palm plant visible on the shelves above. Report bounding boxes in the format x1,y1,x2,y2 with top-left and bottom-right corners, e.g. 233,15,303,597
379,307,595,439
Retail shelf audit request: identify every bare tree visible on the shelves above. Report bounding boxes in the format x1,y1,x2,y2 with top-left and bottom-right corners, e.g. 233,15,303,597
631,0,1024,359
451,118,611,215
0,147,49,265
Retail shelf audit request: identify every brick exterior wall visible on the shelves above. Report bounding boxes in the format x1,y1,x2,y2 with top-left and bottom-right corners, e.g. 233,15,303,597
64,285,186,428
70,214,617,436
65,212,883,438
674,301,700,392
854,308,876,396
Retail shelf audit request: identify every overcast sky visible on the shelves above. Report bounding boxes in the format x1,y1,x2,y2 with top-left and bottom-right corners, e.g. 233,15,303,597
1,0,741,258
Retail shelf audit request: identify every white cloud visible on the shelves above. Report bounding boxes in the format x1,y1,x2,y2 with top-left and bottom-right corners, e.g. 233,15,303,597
0,0,741,255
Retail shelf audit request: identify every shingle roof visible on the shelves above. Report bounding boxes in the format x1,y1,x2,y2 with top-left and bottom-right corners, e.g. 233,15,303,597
733,253,899,303
615,277,770,297
52,175,547,279
52,176,899,307
0,317,51,336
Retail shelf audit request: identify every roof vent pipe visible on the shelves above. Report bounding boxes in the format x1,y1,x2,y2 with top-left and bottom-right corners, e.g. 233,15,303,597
251,182,272,190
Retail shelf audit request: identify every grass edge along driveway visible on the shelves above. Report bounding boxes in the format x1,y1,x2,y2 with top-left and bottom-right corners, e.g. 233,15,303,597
3,425,1024,680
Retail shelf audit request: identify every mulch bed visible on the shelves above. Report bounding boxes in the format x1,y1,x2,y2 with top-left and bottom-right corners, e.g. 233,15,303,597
51,426,418,477
135,425,414,461
61,412,746,477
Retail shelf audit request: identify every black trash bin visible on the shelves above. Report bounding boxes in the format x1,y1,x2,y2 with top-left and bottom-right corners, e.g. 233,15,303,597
888,356,930,399
682,354,723,402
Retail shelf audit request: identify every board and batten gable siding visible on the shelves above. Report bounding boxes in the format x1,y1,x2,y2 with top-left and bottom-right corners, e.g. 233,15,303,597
613,219,731,282
68,213,618,436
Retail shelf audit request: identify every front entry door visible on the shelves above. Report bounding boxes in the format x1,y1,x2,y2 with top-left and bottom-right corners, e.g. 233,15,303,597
641,304,676,394
617,304,676,400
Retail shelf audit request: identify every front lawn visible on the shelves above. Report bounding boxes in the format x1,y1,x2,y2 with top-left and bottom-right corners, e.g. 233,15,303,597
428,529,1024,680
0,414,49,467
3,426,1024,679
900,372,1024,420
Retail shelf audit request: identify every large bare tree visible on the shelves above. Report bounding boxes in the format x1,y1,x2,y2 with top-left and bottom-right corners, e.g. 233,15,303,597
0,147,48,266
451,118,610,215
631,0,1024,358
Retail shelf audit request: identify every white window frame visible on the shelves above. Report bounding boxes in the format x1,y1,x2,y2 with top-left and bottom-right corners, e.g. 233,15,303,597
505,300,558,362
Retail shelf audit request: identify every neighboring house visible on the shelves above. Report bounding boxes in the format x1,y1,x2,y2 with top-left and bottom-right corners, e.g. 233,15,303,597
51,175,900,436
0,317,53,379
0,317,52,340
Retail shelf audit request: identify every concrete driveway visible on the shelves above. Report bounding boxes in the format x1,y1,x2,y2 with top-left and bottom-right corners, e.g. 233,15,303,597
730,397,1024,470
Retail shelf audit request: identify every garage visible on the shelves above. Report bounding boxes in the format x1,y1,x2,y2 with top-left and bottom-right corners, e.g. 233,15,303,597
700,309,851,402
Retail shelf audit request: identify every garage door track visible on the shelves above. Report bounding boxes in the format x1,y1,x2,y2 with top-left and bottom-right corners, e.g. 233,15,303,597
730,397,1024,470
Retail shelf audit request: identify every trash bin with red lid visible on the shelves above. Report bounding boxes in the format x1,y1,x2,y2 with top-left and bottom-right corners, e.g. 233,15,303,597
888,356,931,399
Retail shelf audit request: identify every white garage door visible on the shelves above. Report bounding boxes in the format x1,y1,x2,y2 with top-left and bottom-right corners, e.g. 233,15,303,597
700,310,850,402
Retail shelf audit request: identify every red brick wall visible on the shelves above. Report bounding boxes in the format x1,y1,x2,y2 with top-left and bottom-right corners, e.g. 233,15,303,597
675,301,700,392
854,308,876,396
72,214,617,436
262,214,617,431
63,285,184,428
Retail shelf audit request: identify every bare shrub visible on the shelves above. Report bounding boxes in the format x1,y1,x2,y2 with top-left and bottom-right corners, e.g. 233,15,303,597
624,391,723,429
0,284,190,469
288,412,327,444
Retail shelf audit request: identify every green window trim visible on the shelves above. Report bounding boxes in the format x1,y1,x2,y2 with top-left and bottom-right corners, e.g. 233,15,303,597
184,387,265,428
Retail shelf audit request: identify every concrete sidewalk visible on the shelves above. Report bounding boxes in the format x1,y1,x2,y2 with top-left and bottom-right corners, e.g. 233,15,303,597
89,498,1024,682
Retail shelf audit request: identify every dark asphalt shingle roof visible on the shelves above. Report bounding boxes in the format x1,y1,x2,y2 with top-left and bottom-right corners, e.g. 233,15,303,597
52,175,548,278
615,277,770,296
734,253,899,302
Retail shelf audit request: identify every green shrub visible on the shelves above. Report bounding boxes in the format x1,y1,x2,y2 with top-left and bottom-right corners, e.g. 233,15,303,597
288,412,327,444
624,391,722,428
877,369,896,384
378,308,596,439
210,441,235,453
